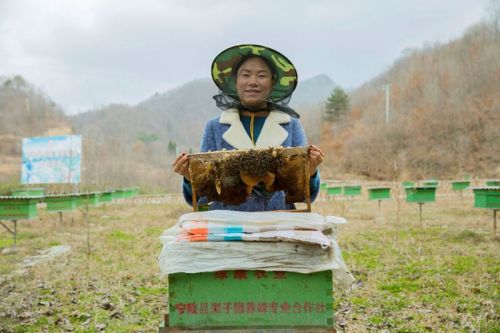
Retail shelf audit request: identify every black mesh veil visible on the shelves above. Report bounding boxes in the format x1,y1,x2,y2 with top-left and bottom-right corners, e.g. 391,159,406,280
213,91,300,119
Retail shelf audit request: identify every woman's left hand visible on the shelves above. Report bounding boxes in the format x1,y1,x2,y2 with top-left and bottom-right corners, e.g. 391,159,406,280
308,144,325,176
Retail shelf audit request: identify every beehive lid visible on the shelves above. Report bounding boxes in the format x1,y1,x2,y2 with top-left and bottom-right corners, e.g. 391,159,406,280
44,193,79,198
0,196,43,200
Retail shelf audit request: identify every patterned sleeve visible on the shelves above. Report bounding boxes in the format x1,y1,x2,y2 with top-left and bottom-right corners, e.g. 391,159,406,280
290,118,320,203
291,118,307,146
200,118,217,153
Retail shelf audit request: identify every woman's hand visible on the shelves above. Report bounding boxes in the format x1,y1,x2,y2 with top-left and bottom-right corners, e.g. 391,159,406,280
172,152,190,181
308,144,325,176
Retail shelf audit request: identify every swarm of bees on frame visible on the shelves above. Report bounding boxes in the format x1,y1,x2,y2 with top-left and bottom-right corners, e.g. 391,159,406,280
188,147,309,205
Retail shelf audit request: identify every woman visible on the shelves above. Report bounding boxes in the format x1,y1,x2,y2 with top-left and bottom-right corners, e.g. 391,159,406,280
172,44,324,211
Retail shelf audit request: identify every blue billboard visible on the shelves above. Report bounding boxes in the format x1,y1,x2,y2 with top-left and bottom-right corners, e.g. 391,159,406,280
21,135,82,184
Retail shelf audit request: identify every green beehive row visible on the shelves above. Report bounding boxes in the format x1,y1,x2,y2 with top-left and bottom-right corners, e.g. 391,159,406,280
11,188,45,197
122,188,134,198
405,187,436,203
167,270,334,330
113,189,126,200
343,185,361,196
320,182,328,190
473,187,500,209
44,195,78,212
76,193,101,207
111,187,140,200
451,181,470,191
99,191,115,203
2,187,141,222
127,187,140,197
368,187,391,200
0,196,39,220
485,180,500,187
326,186,342,196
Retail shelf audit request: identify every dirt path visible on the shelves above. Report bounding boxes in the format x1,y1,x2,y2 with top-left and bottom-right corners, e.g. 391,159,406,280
0,245,71,283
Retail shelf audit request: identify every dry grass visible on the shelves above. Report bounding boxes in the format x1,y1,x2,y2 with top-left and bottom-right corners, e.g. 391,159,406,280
0,190,498,332
315,191,499,333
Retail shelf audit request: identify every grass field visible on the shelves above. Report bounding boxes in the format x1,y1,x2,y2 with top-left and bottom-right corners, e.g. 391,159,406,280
0,188,498,332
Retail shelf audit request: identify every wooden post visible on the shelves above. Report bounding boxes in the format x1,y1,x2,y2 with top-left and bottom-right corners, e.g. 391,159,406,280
13,220,17,248
0,220,18,248
494,210,497,236
192,188,198,212
85,196,91,255
460,190,467,229
305,155,311,212
419,203,423,228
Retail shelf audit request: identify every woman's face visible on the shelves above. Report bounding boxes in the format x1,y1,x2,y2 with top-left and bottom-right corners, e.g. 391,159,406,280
235,57,274,109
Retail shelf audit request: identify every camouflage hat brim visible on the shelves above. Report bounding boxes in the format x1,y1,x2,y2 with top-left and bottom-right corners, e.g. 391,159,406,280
211,44,298,103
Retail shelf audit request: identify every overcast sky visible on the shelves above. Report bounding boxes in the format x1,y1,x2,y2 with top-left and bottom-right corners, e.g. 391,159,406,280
0,0,492,114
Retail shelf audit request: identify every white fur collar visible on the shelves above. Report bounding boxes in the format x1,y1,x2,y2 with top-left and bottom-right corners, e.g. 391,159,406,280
219,108,291,149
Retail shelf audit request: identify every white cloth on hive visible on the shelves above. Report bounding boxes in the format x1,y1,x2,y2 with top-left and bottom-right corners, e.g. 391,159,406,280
158,210,354,291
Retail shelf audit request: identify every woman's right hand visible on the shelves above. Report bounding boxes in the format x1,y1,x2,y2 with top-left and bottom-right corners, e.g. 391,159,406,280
172,152,190,181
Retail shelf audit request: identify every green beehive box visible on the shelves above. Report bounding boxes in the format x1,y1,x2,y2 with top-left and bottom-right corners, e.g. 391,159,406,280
473,187,500,209
402,181,415,188
422,180,439,188
11,188,45,197
0,196,39,220
120,188,135,198
485,180,500,187
368,187,391,200
320,182,328,190
99,191,115,203
405,187,436,203
76,193,100,207
123,187,139,198
113,189,126,199
451,181,470,191
44,195,78,212
166,270,333,330
326,186,342,196
343,185,361,196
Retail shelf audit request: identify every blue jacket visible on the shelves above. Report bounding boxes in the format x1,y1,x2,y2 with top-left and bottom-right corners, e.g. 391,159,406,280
183,108,320,211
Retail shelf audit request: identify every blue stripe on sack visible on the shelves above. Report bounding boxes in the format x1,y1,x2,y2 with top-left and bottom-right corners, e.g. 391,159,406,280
225,226,244,233
223,235,243,241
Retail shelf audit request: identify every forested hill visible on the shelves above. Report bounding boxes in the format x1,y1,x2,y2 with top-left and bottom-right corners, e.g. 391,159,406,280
0,76,72,182
322,21,500,180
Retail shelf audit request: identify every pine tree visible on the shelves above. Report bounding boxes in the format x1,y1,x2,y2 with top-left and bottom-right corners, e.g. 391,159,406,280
324,87,350,122
168,140,177,155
